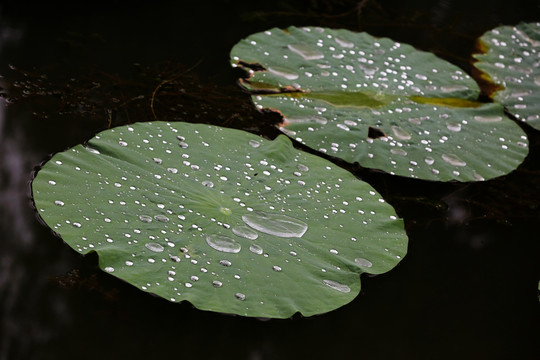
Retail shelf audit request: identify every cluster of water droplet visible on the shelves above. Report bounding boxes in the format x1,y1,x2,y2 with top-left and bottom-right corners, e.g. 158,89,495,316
233,26,529,181
34,121,409,316
475,22,540,130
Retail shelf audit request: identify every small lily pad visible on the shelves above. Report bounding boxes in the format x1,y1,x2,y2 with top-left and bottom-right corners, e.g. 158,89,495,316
473,22,540,131
32,121,407,318
231,26,529,181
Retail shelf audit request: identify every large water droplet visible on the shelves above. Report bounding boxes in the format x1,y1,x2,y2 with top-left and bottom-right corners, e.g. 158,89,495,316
242,211,308,238
446,122,461,132
54,200,65,206
268,66,299,80
354,257,373,268
391,126,412,140
335,37,354,48
323,279,351,293
232,226,259,240
284,115,327,125
473,115,502,123
248,139,261,148
145,242,165,253
440,85,468,93
442,153,467,167
139,215,153,223
212,280,223,287
249,244,263,255
206,235,242,254
287,43,324,60
390,148,407,156
154,214,170,222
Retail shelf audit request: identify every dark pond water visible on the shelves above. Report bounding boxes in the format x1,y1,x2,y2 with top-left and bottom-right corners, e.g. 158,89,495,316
1,1,539,359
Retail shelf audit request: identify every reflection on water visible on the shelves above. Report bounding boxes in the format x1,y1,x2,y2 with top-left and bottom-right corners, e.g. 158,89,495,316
0,1,539,359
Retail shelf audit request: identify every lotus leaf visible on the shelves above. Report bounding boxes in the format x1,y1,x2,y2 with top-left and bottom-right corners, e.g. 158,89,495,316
473,22,540,131
32,121,407,318
231,26,529,181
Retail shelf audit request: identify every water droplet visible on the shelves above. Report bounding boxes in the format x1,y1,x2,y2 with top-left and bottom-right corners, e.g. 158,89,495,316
425,157,435,165
391,126,412,140
446,122,461,132
169,254,181,262
272,265,282,272
297,164,309,172
54,200,65,206
390,148,407,156
284,115,327,125
206,235,241,254
153,157,163,164
145,242,164,253
249,244,263,255
242,211,308,238
440,85,468,93
473,171,485,181
354,257,373,268
287,43,324,60
48,180,56,185
202,180,214,188
219,207,232,216
232,226,259,240
219,259,232,267
335,37,354,48
442,154,466,167
178,141,189,149
125,261,133,266
235,292,246,301
359,64,378,76
268,66,299,80
212,280,223,287
104,267,115,273
154,214,170,222
249,140,261,148
72,222,82,228
323,279,351,293
139,215,153,223
473,115,502,123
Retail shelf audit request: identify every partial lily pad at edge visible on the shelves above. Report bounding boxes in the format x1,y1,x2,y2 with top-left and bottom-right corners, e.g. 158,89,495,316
473,22,540,131
231,26,529,181
32,121,408,318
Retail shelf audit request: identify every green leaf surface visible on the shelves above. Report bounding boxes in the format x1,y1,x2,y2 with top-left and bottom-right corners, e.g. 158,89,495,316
231,26,529,181
473,22,540,131
32,121,407,318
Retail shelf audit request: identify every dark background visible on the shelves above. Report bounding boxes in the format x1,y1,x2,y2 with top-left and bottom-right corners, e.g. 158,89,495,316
0,1,539,359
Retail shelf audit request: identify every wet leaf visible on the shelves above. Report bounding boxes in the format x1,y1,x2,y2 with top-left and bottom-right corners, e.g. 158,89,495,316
473,22,540,131
32,121,407,318
231,26,529,181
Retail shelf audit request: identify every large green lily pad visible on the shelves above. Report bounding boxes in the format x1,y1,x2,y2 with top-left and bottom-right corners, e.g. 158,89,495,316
473,22,540,131
231,26,529,181
32,121,407,318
